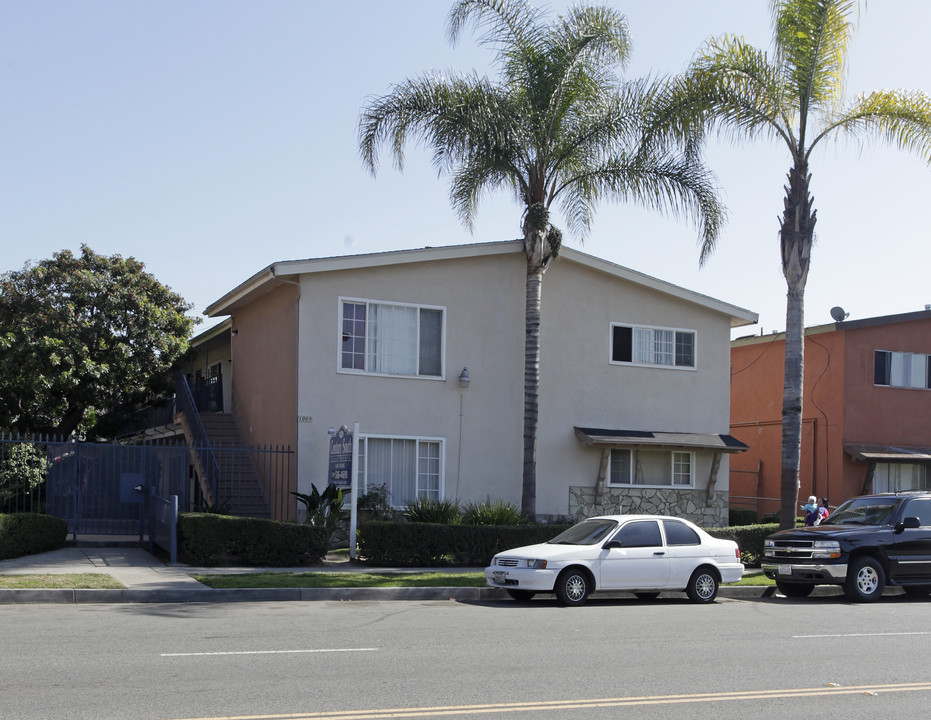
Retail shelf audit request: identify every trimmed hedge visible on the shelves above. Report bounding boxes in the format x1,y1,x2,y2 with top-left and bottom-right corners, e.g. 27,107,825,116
178,513,329,566
0,513,69,560
357,521,571,566
357,520,778,568
707,523,777,568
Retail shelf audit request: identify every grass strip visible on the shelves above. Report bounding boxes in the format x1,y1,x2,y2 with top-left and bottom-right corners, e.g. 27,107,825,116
195,570,774,589
0,573,124,589
195,571,487,589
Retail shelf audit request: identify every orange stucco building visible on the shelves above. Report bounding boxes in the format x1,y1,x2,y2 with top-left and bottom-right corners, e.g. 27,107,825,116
730,309,931,517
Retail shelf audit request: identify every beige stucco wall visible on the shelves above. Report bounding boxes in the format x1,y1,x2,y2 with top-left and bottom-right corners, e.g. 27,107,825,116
293,248,736,524
535,259,734,520
296,252,526,506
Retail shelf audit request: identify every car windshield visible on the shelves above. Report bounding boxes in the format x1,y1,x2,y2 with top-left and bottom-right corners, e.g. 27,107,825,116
823,497,902,527
548,519,618,545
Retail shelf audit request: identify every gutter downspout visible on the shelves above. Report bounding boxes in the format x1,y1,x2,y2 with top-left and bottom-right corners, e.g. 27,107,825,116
272,265,302,521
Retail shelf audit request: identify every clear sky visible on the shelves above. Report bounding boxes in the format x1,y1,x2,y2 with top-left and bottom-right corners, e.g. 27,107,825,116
2,1,929,339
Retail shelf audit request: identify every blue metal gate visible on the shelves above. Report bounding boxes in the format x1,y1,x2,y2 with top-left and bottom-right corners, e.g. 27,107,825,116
42,439,192,539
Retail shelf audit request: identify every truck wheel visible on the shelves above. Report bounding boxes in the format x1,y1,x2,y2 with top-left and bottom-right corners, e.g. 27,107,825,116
844,556,885,602
555,568,590,606
776,581,813,598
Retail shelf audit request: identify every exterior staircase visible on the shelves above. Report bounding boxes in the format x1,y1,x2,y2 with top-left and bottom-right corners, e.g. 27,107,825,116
176,411,271,519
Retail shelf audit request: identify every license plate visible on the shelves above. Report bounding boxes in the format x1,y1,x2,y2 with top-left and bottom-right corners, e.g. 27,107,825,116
777,564,791,576
493,571,506,584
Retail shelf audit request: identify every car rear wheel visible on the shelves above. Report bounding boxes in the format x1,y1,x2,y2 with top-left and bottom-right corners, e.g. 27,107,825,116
506,589,535,602
844,556,885,602
686,567,718,603
554,568,591,606
776,581,814,598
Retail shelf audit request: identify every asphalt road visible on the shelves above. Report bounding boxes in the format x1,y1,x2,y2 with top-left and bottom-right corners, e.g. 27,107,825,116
2,593,930,720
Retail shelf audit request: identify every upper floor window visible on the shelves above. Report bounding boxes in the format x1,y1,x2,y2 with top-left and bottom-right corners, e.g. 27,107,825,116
340,298,443,377
874,350,930,389
611,323,695,369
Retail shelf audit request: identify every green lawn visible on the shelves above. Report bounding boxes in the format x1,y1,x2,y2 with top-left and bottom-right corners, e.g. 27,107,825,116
0,573,124,589
195,570,774,589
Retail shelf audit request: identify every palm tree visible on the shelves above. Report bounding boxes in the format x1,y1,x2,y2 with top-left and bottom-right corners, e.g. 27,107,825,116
661,0,931,528
358,0,725,519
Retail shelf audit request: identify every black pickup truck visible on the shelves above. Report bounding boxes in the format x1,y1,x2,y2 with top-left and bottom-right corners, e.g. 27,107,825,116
762,492,931,601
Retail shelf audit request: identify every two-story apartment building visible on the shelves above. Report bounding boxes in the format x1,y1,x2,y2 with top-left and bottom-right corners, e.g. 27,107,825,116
201,240,756,525
730,308,931,516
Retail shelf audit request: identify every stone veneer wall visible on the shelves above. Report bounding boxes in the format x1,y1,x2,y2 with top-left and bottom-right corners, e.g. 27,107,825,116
569,486,729,528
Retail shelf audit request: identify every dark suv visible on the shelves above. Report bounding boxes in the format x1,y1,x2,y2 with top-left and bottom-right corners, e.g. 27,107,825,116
762,492,931,601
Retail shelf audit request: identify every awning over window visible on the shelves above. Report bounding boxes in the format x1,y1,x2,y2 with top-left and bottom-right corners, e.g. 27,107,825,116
574,427,749,453
845,444,931,463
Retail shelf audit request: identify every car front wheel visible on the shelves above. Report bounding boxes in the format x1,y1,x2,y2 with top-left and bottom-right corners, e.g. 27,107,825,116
844,556,885,602
686,567,719,603
554,568,591,606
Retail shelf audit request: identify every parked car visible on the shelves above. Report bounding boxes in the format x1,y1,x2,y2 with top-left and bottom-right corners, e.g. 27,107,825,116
762,492,931,602
485,514,744,606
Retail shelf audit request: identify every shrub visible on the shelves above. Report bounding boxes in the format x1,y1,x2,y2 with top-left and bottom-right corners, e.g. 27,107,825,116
728,507,759,526
403,497,462,524
0,513,68,560
357,521,570,566
177,513,328,566
707,523,777,568
462,498,524,526
0,443,49,513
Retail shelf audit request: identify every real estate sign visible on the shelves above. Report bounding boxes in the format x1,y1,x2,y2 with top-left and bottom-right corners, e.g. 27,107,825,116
328,425,353,489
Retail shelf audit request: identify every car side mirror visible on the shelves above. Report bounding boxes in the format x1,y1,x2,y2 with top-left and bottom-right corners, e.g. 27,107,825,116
603,540,623,550
895,517,921,533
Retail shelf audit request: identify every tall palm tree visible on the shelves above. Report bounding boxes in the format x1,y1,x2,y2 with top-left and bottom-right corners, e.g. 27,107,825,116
358,0,725,519
660,0,931,528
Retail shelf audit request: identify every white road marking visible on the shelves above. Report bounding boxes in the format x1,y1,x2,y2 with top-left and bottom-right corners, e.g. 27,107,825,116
793,631,931,639
161,647,379,657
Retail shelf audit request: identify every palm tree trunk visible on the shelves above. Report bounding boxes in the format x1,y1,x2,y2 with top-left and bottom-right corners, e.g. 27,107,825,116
521,222,547,521
778,164,815,529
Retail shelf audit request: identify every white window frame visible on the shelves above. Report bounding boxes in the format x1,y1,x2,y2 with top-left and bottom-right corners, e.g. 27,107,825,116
610,322,697,370
339,297,446,379
607,448,696,488
356,434,445,507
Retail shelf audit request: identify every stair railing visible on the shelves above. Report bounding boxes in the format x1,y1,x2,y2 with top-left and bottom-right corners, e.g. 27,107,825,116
175,373,221,507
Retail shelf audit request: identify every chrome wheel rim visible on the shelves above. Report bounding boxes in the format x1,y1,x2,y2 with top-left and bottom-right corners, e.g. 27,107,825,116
565,574,586,602
695,573,715,600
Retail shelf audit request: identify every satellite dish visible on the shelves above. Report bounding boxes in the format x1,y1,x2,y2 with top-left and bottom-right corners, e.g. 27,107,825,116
830,306,849,322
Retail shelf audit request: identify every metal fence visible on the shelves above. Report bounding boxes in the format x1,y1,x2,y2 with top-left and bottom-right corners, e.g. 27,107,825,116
0,433,294,549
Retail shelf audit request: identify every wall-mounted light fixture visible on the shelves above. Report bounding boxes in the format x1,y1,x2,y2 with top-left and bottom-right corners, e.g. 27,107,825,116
458,367,471,389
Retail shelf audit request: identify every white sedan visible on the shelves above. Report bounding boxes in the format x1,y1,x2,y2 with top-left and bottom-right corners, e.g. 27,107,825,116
485,514,743,605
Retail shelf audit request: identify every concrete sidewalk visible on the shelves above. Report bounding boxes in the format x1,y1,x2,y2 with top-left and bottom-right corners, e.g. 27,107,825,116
0,546,780,604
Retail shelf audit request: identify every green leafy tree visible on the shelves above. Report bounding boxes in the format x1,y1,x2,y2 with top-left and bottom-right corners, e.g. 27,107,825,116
359,0,724,519
0,245,198,438
659,0,931,528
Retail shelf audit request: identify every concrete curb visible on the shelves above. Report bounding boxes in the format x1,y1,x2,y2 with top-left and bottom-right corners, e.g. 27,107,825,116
0,585,782,605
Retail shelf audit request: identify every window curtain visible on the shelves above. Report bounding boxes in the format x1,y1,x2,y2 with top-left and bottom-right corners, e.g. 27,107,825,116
365,438,417,505
368,304,418,374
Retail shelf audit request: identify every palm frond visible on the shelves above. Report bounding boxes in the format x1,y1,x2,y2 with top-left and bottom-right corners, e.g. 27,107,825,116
811,89,931,164
771,0,857,112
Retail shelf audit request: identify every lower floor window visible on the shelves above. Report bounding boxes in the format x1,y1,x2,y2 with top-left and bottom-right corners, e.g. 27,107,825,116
608,448,694,487
358,436,443,506
872,462,929,493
